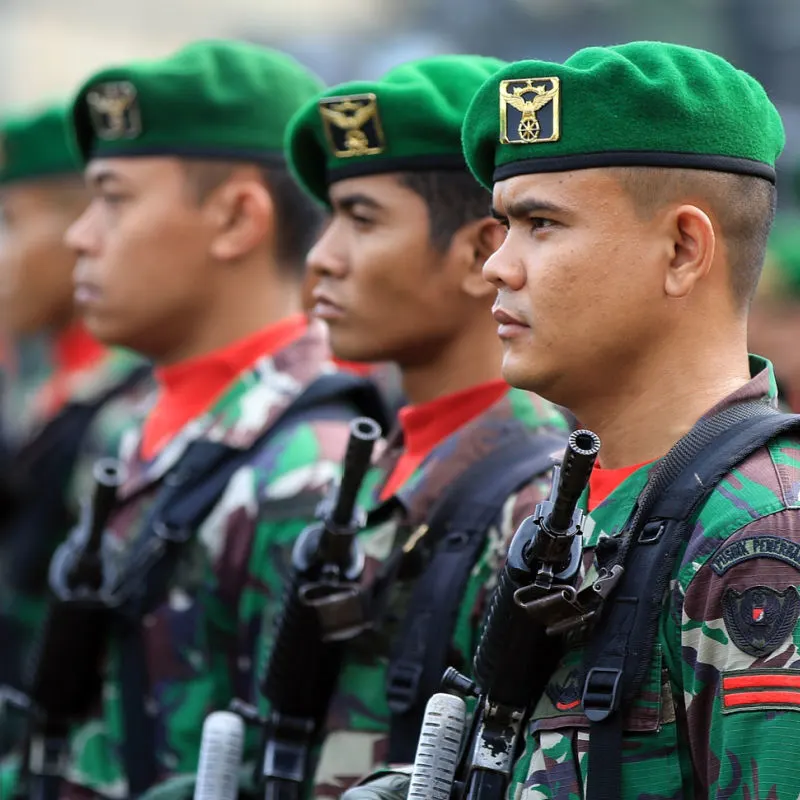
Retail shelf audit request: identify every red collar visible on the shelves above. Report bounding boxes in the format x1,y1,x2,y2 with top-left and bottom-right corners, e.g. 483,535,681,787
34,323,106,419
141,314,308,460
380,379,509,500
588,460,651,511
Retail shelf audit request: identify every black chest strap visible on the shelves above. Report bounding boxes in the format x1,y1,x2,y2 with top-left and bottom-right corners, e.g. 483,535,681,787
583,404,800,800
386,429,567,763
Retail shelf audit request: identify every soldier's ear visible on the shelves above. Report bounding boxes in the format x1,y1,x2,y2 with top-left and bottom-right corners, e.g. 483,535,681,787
454,216,506,300
206,172,275,262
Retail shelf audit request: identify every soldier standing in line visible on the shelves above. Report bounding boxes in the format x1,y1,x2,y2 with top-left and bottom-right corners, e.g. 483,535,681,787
345,41,800,800
283,55,568,798
0,105,149,746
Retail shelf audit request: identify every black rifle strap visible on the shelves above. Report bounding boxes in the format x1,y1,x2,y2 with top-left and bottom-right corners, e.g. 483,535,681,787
584,405,800,800
2,364,152,595
116,372,386,797
386,430,567,763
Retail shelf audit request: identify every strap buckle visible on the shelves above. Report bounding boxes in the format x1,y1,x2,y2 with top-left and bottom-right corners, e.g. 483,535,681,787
582,667,622,722
385,659,424,714
261,711,315,784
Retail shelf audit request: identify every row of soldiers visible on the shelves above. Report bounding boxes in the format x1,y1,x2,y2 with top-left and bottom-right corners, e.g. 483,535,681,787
0,35,798,800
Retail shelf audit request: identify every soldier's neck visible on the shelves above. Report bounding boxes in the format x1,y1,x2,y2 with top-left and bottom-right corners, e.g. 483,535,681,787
572,341,751,470
156,267,302,366
400,325,505,407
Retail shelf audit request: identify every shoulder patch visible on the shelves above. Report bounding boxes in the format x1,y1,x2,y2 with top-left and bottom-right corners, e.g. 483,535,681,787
710,535,800,576
722,585,800,658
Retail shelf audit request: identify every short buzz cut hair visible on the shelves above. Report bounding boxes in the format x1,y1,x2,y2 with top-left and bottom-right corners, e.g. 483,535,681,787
181,159,324,277
612,167,777,309
398,169,493,251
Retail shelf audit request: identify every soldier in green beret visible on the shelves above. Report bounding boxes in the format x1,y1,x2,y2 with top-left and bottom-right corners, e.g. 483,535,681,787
281,54,569,798
345,41,799,800
0,40,381,800
0,104,148,752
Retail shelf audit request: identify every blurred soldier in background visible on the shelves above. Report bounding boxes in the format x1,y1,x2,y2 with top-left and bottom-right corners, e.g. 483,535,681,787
0,104,149,748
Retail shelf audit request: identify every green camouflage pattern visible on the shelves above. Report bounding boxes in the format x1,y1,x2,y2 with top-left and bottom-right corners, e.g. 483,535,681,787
0,350,149,760
511,355,800,799
4,322,357,799
311,388,568,798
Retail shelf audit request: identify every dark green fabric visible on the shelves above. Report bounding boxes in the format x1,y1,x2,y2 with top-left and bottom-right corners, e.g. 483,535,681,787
463,41,785,189
0,105,80,185
70,39,324,164
286,54,505,205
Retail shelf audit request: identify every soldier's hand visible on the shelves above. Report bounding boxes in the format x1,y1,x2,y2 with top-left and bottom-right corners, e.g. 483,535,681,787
341,770,411,800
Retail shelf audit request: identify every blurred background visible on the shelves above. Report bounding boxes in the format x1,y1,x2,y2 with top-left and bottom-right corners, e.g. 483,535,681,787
0,0,798,206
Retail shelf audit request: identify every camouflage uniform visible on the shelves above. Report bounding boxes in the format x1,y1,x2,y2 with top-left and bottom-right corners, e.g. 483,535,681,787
511,356,800,799
311,388,567,798
0,347,149,754
43,322,357,800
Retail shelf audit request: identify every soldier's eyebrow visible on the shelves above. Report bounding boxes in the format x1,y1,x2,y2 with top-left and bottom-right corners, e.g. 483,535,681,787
86,168,126,191
500,196,567,220
332,193,383,213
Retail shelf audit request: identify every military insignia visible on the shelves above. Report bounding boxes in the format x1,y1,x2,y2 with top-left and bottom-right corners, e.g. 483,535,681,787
499,77,560,145
722,668,800,714
710,535,800,576
319,93,386,158
545,669,582,712
722,586,800,658
86,81,142,141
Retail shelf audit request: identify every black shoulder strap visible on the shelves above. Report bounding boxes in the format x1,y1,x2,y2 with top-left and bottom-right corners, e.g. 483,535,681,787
0,364,151,597
117,371,385,797
583,404,800,800
386,428,567,763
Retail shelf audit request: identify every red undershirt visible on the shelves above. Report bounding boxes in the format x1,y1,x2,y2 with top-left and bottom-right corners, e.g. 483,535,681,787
140,314,308,461
379,380,509,501
587,460,651,511
37,323,106,418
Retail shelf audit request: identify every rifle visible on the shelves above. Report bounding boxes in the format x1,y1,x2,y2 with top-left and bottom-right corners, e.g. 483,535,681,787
13,458,125,800
409,429,600,800
226,416,381,800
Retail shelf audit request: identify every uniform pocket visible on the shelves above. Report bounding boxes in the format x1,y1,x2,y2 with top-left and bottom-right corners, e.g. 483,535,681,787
519,646,684,800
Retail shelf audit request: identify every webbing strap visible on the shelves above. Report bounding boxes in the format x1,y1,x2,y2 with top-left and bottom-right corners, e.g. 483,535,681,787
584,405,800,800
386,430,566,763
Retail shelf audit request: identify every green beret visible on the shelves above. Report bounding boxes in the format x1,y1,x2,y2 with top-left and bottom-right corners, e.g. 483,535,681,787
463,41,785,189
0,104,80,185
70,39,324,165
286,54,506,205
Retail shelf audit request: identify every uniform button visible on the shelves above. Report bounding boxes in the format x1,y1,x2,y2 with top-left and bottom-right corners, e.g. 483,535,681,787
143,614,157,628
238,656,252,673
145,697,160,717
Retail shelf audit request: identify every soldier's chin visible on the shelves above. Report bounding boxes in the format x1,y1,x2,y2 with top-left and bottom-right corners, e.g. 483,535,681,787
329,332,384,365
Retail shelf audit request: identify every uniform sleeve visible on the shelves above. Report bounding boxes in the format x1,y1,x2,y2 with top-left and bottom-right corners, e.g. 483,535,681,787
236,419,352,709
452,473,554,669
679,507,800,797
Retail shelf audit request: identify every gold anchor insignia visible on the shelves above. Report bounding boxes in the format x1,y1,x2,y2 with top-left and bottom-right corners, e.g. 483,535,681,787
319,93,386,158
499,77,561,145
86,81,142,141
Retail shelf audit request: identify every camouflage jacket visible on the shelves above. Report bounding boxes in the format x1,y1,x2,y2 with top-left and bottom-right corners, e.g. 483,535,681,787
511,356,800,800
44,323,356,799
312,387,568,798
0,347,149,695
